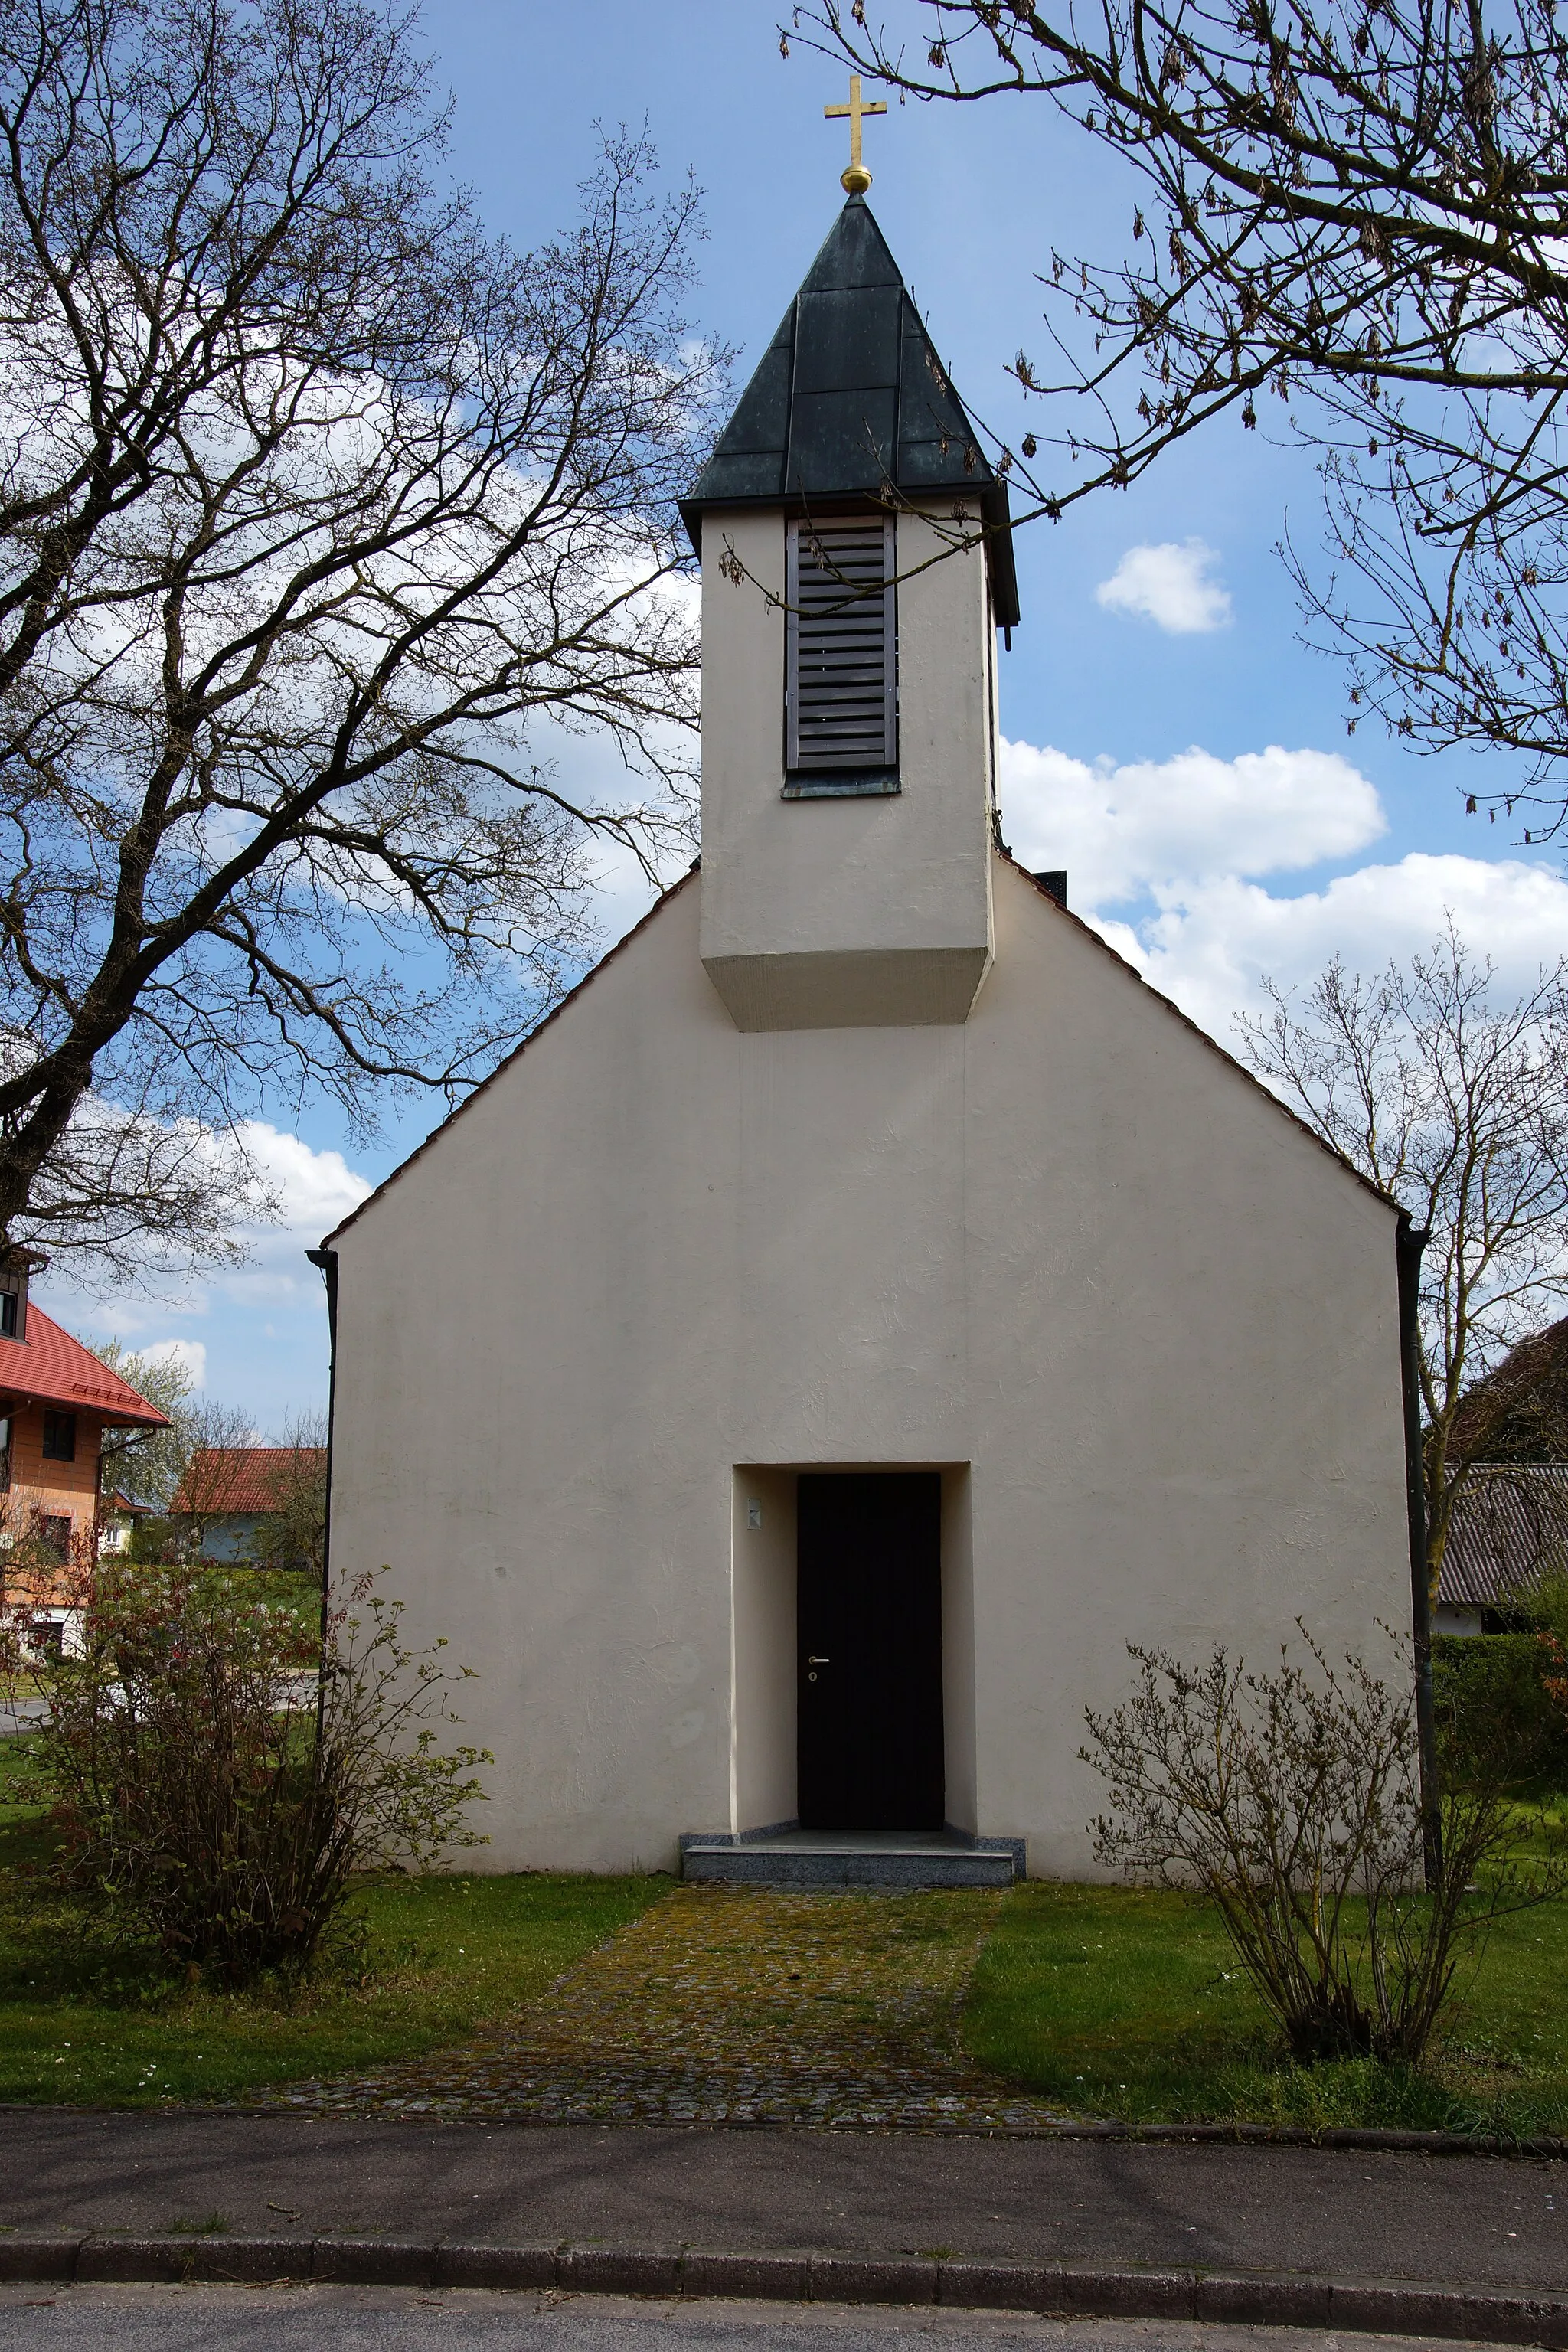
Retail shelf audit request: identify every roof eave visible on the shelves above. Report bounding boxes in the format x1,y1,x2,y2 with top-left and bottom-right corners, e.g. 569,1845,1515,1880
319,868,702,1250
0,1383,171,1429
680,481,1021,635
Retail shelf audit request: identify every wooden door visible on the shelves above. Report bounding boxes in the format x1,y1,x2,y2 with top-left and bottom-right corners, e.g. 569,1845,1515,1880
796,1471,944,1831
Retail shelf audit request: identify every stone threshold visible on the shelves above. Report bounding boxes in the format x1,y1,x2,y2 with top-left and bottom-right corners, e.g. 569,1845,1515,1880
678,1828,1024,1888
2,2233,1564,2341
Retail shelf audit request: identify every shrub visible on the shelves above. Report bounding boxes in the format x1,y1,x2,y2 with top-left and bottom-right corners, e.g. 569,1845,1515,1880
1083,1625,1563,2066
1432,1633,1568,1789
0,1563,488,1983
124,1515,185,1565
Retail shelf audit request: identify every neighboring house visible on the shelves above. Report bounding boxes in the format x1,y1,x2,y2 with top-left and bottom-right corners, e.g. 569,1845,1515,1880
96,1491,152,1557
1435,1465,1568,1635
318,189,1415,1886
168,1447,325,1562
0,1255,171,1645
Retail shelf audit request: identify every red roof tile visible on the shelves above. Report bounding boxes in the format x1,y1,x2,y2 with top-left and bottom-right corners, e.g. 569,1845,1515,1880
170,1446,325,1516
0,1306,171,1428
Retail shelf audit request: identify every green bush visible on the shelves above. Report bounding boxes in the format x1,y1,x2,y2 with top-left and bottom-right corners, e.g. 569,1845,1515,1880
0,1563,489,1984
1432,1632,1568,1787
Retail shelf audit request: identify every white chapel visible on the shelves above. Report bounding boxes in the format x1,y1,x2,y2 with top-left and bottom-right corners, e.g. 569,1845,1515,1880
317,168,1415,1884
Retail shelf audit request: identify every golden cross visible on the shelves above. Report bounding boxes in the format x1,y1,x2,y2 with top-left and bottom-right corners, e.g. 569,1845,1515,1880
825,74,886,196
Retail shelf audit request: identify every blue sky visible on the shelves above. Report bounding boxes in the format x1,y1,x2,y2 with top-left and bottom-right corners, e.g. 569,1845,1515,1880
42,0,1567,1426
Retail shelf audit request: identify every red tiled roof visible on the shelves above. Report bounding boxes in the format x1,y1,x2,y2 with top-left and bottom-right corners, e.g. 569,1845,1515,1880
0,1306,171,1428
170,1446,325,1516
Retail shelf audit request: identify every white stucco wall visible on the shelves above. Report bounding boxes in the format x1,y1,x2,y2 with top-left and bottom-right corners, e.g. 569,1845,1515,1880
326,859,1408,1878
697,505,995,1027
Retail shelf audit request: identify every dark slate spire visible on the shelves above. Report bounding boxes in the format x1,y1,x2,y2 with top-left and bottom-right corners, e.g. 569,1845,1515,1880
682,197,1020,630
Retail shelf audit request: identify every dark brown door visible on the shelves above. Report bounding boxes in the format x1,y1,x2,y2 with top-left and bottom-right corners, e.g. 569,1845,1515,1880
796,1471,944,1831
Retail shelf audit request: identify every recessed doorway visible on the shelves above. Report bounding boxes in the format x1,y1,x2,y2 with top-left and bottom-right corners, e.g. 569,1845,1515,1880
796,1471,944,1831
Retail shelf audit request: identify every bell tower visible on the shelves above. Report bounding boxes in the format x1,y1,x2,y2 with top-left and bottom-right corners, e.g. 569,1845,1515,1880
681,190,1020,1032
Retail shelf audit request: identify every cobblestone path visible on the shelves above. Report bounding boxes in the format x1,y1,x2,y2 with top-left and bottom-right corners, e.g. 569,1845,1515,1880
255,1882,1072,2128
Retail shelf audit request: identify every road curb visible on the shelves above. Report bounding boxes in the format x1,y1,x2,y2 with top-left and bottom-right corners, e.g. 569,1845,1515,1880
1,2235,1566,2340
10,2104,1561,2159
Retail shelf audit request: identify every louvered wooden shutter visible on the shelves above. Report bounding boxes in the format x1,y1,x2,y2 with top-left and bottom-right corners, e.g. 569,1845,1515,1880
786,517,897,776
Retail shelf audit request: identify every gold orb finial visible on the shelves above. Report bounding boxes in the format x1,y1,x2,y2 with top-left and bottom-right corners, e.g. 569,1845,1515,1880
825,74,885,196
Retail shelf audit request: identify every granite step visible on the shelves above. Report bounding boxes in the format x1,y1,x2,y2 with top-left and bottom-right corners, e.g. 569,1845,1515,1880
679,1830,1022,1889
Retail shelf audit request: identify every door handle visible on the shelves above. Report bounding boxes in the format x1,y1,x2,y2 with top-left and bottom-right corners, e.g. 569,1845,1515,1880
807,1655,831,1664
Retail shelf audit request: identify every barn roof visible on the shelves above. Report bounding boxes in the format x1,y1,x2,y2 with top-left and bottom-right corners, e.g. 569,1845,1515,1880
170,1446,325,1517
681,195,1020,630
1439,1463,1568,1607
0,1306,170,1429
1449,1315,1568,1459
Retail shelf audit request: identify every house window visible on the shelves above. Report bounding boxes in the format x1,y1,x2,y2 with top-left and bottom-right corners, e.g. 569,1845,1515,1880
0,1289,15,1338
38,1514,70,1562
41,1410,76,1462
785,515,897,795
0,1416,9,1492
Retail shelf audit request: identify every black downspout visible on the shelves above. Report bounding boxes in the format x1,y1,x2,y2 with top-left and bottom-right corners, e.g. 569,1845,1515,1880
1396,1213,1439,1886
305,1247,338,1744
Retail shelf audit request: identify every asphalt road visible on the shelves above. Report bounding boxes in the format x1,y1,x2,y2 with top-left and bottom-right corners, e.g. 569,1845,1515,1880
0,2114,1562,2292
0,2286,1501,2352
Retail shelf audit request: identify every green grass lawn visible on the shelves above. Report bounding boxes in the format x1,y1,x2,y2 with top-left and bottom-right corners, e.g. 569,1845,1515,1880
5,1709,1565,2132
0,1737,658,2107
964,1877,1568,2136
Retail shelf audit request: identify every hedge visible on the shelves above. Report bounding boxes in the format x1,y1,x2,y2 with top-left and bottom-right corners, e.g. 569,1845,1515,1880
1432,1631,1568,1787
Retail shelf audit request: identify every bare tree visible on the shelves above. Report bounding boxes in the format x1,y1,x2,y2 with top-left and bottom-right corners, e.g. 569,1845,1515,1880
798,1,1568,832
252,1412,328,1579
0,0,720,1277
1236,929,1568,1602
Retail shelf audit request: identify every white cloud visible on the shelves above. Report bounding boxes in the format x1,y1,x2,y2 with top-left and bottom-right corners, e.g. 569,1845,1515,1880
999,728,1568,1045
581,822,692,954
999,738,1386,906
1130,854,1568,1040
231,1122,371,1255
1096,540,1233,633
139,1337,207,1388
38,1120,371,1341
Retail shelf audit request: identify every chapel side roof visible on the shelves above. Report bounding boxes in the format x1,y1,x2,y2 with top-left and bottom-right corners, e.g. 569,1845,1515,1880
681,194,1021,632
0,1306,172,1428
326,857,1398,1254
